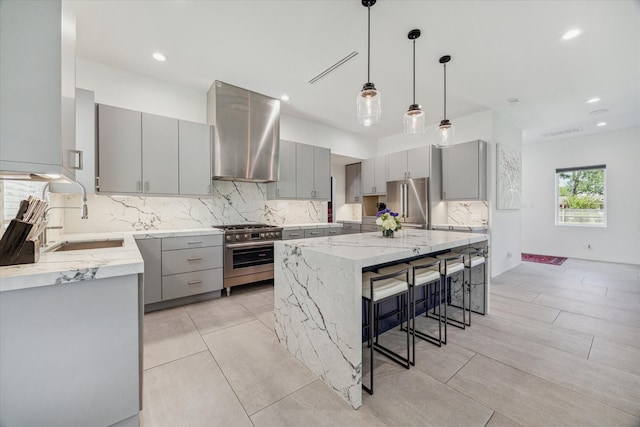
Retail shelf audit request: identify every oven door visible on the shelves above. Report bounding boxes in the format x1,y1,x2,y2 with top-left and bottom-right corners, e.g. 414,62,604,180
224,241,275,279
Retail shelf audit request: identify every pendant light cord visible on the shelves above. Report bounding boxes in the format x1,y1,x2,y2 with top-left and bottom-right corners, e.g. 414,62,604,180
443,62,447,120
367,4,371,83
412,39,416,105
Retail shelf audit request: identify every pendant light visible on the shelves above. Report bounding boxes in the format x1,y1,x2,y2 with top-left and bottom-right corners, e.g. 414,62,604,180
403,29,425,137
357,0,381,126
437,55,455,146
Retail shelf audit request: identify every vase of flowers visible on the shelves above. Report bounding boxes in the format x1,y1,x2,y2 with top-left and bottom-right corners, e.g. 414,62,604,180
376,209,401,237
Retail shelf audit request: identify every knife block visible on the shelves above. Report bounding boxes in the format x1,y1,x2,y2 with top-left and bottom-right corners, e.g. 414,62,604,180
0,220,40,266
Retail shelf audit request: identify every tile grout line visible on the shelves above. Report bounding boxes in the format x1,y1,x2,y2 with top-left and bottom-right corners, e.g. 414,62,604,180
587,335,595,360
143,349,210,373
445,352,478,385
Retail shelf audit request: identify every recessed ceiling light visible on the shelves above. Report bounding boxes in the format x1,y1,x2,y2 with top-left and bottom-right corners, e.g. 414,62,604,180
280,94,290,101
562,28,582,40
596,122,607,127
587,97,601,104
152,52,167,62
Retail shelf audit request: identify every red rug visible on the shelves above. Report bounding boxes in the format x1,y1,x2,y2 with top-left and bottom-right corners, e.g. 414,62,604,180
522,253,567,266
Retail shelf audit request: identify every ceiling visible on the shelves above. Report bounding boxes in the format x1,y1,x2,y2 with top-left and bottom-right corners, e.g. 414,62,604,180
71,0,640,144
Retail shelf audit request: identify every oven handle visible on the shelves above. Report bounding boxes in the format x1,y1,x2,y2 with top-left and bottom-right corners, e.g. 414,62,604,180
225,241,277,249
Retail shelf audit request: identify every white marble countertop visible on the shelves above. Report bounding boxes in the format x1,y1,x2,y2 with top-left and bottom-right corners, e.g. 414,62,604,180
431,223,489,231
336,220,362,224
275,229,488,269
0,228,223,293
281,223,342,231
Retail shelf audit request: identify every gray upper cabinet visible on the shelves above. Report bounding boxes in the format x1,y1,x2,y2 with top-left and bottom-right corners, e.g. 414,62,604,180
178,120,212,196
97,104,142,193
361,155,387,195
387,147,430,181
277,142,330,201
142,113,179,195
0,1,77,180
441,140,487,200
268,139,297,199
345,163,362,203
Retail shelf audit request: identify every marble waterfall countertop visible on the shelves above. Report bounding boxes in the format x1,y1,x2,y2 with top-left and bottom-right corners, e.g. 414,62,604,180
273,229,489,409
0,228,223,293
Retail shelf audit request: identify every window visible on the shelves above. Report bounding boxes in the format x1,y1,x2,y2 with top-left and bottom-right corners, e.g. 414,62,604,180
555,165,606,226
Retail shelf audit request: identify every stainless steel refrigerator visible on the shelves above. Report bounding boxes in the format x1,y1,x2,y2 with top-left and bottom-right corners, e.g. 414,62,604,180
386,178,429,228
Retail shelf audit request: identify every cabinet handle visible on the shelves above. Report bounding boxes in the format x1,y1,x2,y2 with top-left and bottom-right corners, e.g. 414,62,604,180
187,280,202,285
136,181,141,191
187,256,203,261
289,233,300,237
187,241,203,245
258,253,266,257
310,232,320,235
69,150,83,170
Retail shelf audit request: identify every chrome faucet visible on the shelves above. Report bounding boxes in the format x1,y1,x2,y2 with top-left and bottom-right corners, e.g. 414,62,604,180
42,181,89,219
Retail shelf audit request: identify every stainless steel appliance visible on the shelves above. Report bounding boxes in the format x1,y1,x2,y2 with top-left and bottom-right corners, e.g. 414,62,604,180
386,177,429,228
213,223,283,295
207,81,280,182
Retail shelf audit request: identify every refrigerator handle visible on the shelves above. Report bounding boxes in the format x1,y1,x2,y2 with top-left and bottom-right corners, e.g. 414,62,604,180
404,183,409,220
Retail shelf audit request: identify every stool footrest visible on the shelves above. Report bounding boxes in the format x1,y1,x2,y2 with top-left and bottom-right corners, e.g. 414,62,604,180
373,343,410,369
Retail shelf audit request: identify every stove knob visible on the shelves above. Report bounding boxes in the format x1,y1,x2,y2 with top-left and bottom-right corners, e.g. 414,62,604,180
226,235,232,241
267,232,272,238
245,234,250,239
260,233,265,238
235,235,241,241
276,231,281,237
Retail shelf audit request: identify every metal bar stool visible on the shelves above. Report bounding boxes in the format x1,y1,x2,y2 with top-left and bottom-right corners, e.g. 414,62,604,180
361,269,410,395
457,247,487,320
379,258,442,366
432,253,465,344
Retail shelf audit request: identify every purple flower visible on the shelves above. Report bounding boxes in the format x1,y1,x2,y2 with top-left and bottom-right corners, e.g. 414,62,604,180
390,212,398,217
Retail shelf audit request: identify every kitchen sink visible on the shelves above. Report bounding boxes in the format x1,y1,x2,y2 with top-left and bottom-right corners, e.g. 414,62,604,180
47,239,124,252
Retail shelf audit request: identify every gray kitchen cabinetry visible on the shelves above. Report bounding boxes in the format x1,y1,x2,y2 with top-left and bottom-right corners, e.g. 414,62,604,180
97,104,142,193
345,163,362,203
387,147,430,181
361,155,387,195
282,227,342,239
323,227,342,237
341,223,362,234
282,229,305,240
296,143,331,200
441,140,487,200
304,228,324,238
179,120,212,196
267,139,297,199
161,235,223,301
136,237,162,305
0,1,78,181
142,113,179,195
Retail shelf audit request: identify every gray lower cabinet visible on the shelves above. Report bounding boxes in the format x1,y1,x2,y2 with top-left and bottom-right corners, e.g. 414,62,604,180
323,228,341,237
136,237,162,305
304,228,324,238
137,234,223,307
341,223,361,234
282,227,342,239
282,229,304,240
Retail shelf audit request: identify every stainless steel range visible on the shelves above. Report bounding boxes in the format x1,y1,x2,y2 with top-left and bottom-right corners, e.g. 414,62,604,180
213,223,283,295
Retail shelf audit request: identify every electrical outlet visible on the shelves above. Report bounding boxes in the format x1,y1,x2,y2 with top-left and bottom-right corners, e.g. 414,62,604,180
587,244,592,249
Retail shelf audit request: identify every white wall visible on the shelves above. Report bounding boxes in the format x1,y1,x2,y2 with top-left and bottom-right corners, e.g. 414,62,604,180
76,58,206,122
281,115,376,159
522,126,640,265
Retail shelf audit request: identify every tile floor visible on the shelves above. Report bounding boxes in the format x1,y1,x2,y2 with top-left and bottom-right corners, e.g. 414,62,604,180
140,258,640,427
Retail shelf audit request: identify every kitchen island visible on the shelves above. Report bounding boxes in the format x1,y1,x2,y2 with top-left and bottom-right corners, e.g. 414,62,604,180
273,229,488,409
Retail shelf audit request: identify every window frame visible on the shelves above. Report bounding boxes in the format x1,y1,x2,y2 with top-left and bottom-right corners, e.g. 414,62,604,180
554,165,607,228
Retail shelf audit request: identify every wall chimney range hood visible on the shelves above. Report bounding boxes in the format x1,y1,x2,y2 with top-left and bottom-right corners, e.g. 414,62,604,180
207,81,280,183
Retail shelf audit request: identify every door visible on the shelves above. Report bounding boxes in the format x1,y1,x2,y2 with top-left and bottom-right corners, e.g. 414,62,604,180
387,151,407,182
97,104,142,193
142,113,179,194
296,143,314,198
179,120,211,196
407,146,429,179
313,146,331,199
275,139,297,198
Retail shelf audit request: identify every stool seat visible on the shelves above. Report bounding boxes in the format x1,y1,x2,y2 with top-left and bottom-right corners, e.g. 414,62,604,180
464,256,485,268
378,263,440,287
435,254,465,275
362,272,409,302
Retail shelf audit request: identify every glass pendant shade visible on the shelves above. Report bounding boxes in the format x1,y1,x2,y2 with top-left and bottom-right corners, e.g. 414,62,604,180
437,119,455,147
357,83,381,126
403,104,425,136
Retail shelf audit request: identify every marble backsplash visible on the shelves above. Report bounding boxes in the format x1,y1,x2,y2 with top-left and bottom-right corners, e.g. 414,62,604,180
61,181,327,233
447,201,489,225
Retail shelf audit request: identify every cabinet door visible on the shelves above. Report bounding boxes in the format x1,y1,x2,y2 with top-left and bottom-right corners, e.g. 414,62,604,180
313,146,331,199
136,238,162,305
345,163,361,202
373,155,388,193
296,143,315,198
387,151,408,182
97,104,142,193
407,146,429,179
275,139,297,198
179,120,211,196
361,158,375,195
142,113,179,195
442,140,486,200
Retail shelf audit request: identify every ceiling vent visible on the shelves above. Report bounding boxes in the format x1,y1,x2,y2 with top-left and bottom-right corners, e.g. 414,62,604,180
308,51,358,84
541,127,584,138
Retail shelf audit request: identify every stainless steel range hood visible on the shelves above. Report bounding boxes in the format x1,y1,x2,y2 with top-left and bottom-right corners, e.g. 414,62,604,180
207,81,280,183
